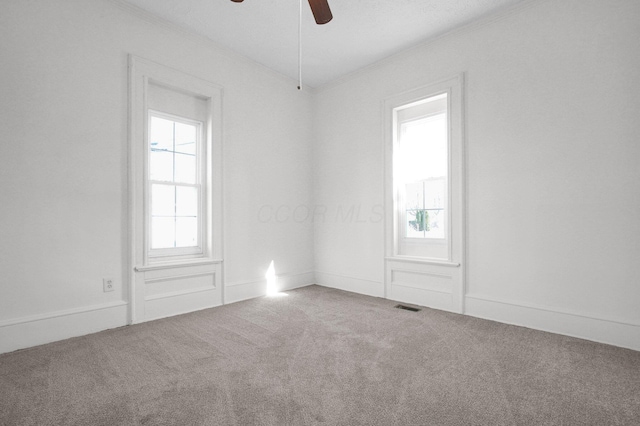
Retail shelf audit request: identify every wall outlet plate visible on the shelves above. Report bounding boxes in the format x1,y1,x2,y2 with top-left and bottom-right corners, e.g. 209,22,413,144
103,278,115,292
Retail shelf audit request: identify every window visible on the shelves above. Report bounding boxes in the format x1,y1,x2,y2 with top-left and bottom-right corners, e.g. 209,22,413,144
129,56,223,323
139,79,213,264
148,112,203,256
385,75,464,263
130,56,223,270
397,94,448,241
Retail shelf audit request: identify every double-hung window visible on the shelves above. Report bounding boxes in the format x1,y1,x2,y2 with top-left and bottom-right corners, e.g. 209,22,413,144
385,75,464,263
397,94,448,243
129,56,223,323
130,56,222,270
148,112,204,257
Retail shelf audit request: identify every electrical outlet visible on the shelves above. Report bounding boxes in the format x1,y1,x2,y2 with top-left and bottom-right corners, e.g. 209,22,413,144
103,278,115,293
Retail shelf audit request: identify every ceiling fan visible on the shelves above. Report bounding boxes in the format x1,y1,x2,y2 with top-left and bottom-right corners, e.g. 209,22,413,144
230,0,333,25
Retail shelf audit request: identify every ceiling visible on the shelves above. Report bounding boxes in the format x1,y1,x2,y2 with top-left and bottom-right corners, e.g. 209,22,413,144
120,0,529,88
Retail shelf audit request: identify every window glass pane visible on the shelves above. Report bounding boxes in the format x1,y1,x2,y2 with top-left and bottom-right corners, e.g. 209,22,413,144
176,186,198,217
424,178,445,239
174,122,197,155
424,178,445,210
404,181,423,213
151,217,175,249
175,217,198,247
405,181,424,238
151,184,175,216
174,153,196,184
399,114,447,182
149,116,174,152
406,210,425,238
150,150,174,182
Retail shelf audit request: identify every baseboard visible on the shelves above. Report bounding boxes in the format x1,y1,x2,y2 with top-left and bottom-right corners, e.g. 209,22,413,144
0,301,128,355
465,295,640,352
5,284,636,355
315,271,384,298
224,271,315,304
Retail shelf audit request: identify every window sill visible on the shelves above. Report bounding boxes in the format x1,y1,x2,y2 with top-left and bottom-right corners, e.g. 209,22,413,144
134,258,223,272
385,256,460,267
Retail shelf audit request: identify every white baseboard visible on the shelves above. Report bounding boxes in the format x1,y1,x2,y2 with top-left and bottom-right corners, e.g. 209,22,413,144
224,271,315,304
315,271,384,298
465,294,640,352
0,301,128,354
314,272,640,351
4,283,636,355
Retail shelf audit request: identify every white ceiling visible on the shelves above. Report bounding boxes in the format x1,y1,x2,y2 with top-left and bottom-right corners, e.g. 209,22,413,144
120,0,529,88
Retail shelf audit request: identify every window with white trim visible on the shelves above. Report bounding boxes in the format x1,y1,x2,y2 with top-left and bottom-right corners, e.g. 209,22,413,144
386,76,464,262
129,56,223,323
129,62,222,267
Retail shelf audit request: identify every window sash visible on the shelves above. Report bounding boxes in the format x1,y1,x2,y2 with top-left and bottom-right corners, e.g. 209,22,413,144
146,111,206,260
394,94,450,250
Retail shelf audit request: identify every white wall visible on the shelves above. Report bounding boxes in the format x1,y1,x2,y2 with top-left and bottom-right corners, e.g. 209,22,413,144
0,0,314,352
313,0,640,349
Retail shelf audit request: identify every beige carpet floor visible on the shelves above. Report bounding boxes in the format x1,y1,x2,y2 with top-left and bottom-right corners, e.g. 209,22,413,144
1,285,639,425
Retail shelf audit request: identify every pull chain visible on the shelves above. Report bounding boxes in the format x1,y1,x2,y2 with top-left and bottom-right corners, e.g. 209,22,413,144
297,0,302,90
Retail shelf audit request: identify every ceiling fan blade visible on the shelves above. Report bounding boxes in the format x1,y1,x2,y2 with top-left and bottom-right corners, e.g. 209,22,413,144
307,0,332,25
230,0,332,25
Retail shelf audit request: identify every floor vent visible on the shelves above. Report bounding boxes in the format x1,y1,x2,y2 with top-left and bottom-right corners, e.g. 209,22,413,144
394,304,421,312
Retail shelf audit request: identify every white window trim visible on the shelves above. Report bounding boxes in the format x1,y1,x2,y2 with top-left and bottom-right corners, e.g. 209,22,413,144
129,56,224,320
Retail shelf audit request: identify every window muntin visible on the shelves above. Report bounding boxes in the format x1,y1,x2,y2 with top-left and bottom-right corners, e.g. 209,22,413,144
404,177,446,239
148,111,203,256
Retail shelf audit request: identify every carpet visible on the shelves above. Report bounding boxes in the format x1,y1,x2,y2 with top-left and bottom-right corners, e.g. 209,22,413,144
1,285,639,425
